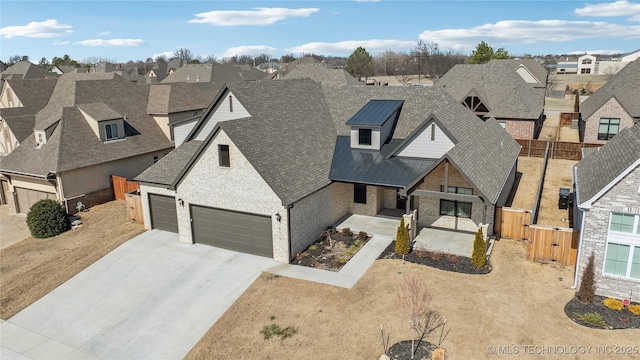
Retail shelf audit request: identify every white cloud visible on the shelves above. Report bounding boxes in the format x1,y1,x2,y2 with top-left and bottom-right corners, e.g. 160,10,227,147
418,20,640,51
98,31,110,36
0,19,72,39
220,45,277,58
52,40,69,45
151,51,175,59
575,0,640,21
188,7,319,26
567,49,627,55
286,39,416,56
74,39,145,47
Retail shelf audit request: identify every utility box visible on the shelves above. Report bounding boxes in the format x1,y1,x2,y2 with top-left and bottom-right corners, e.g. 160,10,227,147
559,188,570,210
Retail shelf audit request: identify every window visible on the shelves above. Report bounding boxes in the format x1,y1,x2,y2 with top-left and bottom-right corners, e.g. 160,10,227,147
218,144,230,167
604,213,640,279
153,155,159,163
581,59,593,65
354,184,367,204
37,133,43,143
358,128,372,145
105,123,119,140
498,122,506,129
581,68,591,74
598,118,620,140
463,96,489,114
439,186,472,218
229,95,233,112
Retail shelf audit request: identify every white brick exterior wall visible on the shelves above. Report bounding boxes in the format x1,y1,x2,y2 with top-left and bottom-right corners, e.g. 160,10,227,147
289,182,351,256
176,130,290,262
584,97,635,144
576,166,640,301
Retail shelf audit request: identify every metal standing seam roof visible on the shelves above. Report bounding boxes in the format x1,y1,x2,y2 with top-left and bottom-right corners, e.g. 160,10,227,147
329,137,435,187
345,100,404,126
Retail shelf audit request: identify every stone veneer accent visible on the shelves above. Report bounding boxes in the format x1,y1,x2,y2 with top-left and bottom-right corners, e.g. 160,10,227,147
583,97,635,144
289,182,351,256
176,130,289,263
576,166,640,301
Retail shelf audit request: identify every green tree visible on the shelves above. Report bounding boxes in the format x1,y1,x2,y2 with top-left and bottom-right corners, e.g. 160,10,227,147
26,199,70,239
51,54,79,68
39,57,50,68
467,41,511,64
346,46,373,81
471,227,486,268
395,217,410,257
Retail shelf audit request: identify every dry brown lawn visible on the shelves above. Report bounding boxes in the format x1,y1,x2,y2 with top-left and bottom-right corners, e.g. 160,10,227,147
0,201,144,319
511,157,543,211
186,239,640,360
537,159,576,228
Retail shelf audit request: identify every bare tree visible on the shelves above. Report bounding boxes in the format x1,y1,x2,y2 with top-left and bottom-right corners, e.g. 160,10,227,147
172,48,195,63
397,274,448,359
203,54,219,64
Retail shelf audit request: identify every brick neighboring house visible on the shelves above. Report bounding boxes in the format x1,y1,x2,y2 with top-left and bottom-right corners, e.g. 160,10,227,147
573,123,640,301
0,73,173,214
436,61,546,140
579,59,640,144
136,79,520,263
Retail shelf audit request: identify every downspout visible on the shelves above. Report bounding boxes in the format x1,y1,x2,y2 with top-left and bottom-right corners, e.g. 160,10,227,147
571,212,586,290
287,205,293,263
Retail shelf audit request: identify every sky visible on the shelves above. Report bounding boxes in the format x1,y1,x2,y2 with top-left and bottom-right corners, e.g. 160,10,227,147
1,0,639,63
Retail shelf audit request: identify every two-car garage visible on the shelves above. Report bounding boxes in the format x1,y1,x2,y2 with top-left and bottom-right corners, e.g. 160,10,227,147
147,193,273,258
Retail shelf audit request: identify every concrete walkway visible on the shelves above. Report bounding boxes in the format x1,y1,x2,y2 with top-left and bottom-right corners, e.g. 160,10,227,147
413,227,475,258
0,205,30,249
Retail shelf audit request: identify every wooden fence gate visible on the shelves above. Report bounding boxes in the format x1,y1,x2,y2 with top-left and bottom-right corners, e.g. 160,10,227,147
527,225,578,266
125,190,143,223
495,207,530,240
111,175,140,200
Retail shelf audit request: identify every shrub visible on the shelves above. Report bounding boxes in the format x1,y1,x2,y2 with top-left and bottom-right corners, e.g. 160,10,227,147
429,251,444,261
577,252,596,304
394,217,410,256
628,304,640,316
603,298,623,311
341,227,353,236
572,312,607,328
260,322,297,341
446,254,459,265
471,228,486,268
358,231,368,240
26,199,70,239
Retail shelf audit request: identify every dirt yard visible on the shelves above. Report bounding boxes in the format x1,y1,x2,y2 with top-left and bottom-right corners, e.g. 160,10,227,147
186,240,639,360
511,157,543,211
537,159,576,228
0,201,144,319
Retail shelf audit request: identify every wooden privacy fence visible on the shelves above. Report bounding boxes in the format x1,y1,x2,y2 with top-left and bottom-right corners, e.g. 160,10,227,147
516,139,602,161
125,190,143,223
112,175,140,200
495,208,578,266
527,225,578,266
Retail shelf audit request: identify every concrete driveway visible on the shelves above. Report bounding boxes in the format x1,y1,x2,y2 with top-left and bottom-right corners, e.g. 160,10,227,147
0,205,30,249
2,230,276,360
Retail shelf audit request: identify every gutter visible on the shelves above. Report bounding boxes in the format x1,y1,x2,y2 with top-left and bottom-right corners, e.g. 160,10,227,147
571,164,583,290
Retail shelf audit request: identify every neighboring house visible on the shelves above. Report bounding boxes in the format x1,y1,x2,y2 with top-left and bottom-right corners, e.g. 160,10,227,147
0,78,58,155
577,55,597,74
136,79,520,263
50,65,80,75
487,59,548,87
573,123,640,301
283,65,362,86
0,73,173,214
553,50,639,75
579,59,640,144
144,62,169,83
146,82,212,145
167,59,185,75
0,61,57,80
163,63,268,146
0,61,7,73
436,62,545,139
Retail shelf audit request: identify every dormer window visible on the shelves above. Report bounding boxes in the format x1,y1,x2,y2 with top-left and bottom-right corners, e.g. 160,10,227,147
105,124,119,140
359,129,372,145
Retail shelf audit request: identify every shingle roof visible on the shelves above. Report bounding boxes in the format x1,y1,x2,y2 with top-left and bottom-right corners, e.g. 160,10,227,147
0,78,58,142
575,123,640,206
345,100,403,126
146,83,212,115
77,103,122,121
135,140,203,186
1,61,57,80
161,63,266,85
488,59,548,86
1,73,173,176
217,79,336,206
436,63,544,120
580,59,640,120
284,65,362,86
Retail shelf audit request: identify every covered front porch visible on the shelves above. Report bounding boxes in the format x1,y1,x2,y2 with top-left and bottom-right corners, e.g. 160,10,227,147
412,227,476,258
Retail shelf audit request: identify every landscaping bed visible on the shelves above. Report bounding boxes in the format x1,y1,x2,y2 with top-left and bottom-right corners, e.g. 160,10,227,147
565,295,640,330
388,340,436,360
293,228,370,272
378,241,492,274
